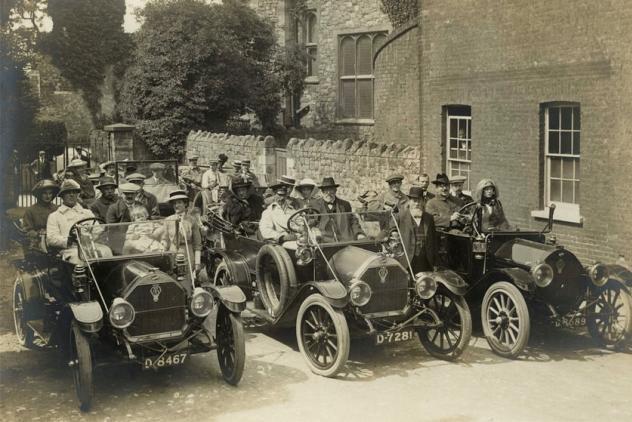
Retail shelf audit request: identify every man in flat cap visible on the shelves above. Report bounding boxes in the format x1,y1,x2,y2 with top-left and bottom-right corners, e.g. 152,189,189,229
145,162,168,185
379,173,408,213
313,177,365,242
449,175,473,207
127,173,159,218
106,183,142,224
259,176,300,243
425,173,461,229
67,159,95,206
90,177,119,221
181,154,203,190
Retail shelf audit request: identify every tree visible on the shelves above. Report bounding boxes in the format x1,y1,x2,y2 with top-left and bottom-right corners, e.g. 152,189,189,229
40,0,133,123
117,0,280,157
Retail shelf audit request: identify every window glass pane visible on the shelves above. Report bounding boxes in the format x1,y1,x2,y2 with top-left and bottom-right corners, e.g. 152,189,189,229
550,157,561,178
562,158,574,179
467,120,471,139
356,36,372,75
357,79,373,118
450,138,457,149
573,132,580,155
450,119,457,137
341,80,355,117
549,107,559,129
562,180,574,203
307,14,317,43
548,131,559,154
573,107,580,130
550,179,561,202
307,46,317,77
575,161,580,180
340,37,355,76
561,107,572,130
560,131,572,154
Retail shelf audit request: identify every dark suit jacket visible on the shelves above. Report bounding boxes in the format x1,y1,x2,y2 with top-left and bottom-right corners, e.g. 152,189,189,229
313,197,364,242
106,199,133,223
393,207,438,271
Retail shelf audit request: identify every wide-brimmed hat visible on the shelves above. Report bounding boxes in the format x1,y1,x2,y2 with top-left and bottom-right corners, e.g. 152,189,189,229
88,170,103,181
32,179,60,197
385,173,404,183
319,177,339,189
67,159,87,169
168,189,189,202
126,173,146,183
449,175,467,185
270,175,296,190
297,178,316,188
431,173,450,186
407,186,425,199
96,176,117,190
58,179,82,195
119,183,140,194
231,178,252,190
149,162,166,171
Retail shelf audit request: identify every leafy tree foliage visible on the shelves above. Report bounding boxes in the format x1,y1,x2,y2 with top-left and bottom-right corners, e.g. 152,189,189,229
40,0,133,123
117,0,281,157
380,0,419,27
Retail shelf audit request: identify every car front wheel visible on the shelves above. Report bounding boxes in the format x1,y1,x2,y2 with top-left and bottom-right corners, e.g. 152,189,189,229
216,305,245,385
418,289,472,360
69,321,93,411
13,274,35,348
481,281,530,359
296,294,350,377
587,285,632,349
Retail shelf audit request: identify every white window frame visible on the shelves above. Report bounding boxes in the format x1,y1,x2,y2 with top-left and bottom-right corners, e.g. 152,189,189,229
446,113,472,193
304,11,318,79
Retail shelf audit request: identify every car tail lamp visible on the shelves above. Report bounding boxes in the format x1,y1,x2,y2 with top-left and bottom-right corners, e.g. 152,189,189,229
349,280,372,307
531,263,554,288
109,298,135,329
175,253,187,277
190,287,214,318
588,263,609,287
415,273,437,299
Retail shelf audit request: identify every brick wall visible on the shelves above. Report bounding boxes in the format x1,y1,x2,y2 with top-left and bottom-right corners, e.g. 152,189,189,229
374,21,420,147
413,0,632,264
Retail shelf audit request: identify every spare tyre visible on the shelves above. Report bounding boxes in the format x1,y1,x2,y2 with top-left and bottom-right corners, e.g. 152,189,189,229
255,244,297,317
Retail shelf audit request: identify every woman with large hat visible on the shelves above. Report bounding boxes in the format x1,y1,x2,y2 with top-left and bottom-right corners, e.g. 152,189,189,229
223,178,263,227
23,179,60,240
163,190,202,273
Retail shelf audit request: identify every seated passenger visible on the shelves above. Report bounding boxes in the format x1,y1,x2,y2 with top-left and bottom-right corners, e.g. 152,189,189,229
90,177,118,221
223,179,263,229
425,173,462,229
126,173,160,218
259,177,299,245
312,177,366,242
23,179,59,249
123,205,166,254
449,175,473,207
474,179,512,232
145,162,169,185
292,178,321,208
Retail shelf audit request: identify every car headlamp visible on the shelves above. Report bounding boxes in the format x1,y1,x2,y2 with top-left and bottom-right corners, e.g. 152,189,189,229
296,246,314,266
109,297,135,329
349,280,372,307
531,263,554,288
190,287,214,318
415,273,437,299
588,263,609,287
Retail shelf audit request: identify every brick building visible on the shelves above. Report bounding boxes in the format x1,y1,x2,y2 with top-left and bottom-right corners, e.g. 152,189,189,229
373,0,632,264
248,0,391,140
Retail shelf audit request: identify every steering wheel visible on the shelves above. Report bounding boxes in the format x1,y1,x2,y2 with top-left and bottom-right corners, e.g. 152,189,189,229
67,217,105,246
286,207,321,234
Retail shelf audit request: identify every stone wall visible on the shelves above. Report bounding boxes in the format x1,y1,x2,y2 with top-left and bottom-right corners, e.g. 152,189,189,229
186,131,421,208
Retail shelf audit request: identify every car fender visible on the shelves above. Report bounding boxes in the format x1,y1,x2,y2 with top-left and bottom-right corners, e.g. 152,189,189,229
479,268,535,293
433,269,468,296
207,284,247,313
209,250,251,287
604,264,632,292
69,301,103,333
299,280,348,308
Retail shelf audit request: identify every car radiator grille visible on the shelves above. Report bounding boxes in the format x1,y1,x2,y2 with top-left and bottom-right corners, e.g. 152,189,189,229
358,265,409,315
125,281,186,338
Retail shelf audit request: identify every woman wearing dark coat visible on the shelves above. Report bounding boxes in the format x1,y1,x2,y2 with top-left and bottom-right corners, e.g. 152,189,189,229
473,178,512,232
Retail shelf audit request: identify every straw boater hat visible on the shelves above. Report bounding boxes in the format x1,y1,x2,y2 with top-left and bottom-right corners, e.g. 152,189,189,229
32,179,60,198
449,175,467,185
96,176,117,190
58,179,82,196
318,177,340,189
297,178,316,188
126,173,146,183
118,183,140,194
67,159,87,169
431,173,450,185
270,175,296,190
385,173,404,183
168,189,189,202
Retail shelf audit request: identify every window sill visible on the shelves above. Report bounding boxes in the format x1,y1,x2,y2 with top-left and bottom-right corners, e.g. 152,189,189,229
335,118,375,126
304,76,320,84
531,206,583,225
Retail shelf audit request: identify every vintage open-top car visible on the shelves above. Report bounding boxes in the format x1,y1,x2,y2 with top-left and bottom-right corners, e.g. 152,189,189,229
440,203,632,358
12,218,246,410
204,208,472,377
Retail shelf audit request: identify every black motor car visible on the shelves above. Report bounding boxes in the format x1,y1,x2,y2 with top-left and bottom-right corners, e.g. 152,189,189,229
12,218,246,410
204,208,472,377
440,203,631,358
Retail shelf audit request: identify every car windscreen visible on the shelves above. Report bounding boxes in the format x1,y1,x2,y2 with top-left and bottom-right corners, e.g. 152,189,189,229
494,238,554,267
116,161,180,203
299,210,396,245
75,220,181,261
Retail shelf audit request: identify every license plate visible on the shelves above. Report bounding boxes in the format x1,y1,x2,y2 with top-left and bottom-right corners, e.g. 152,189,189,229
554,315,587,328
375,327,416,345
143,352,188,369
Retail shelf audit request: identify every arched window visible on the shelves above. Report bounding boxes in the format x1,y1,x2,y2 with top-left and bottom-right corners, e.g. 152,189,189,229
304,12,318,77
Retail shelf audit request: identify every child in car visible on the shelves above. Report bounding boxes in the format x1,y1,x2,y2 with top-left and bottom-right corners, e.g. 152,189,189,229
122,205,166,254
